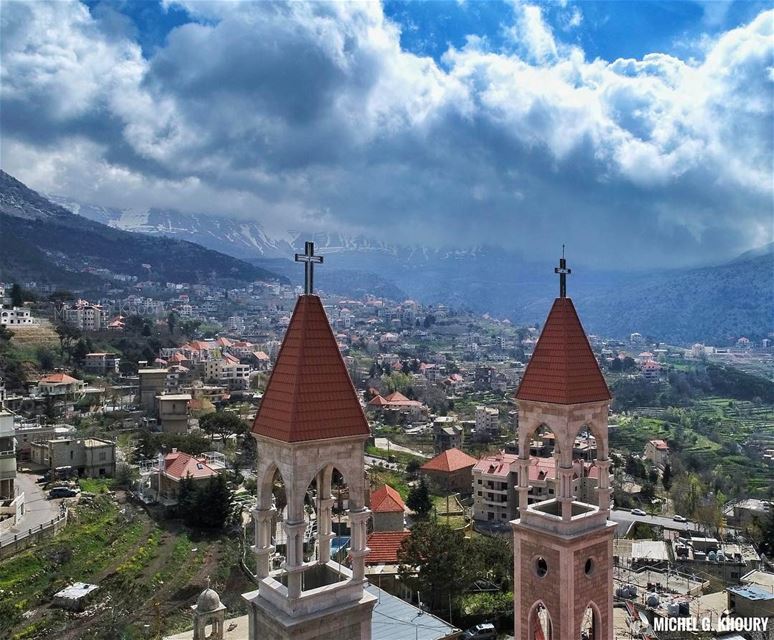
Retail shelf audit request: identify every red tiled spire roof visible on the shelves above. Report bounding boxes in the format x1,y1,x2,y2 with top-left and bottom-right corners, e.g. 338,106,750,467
252,295,370,442
371,485,406,513
516,297,610,405
420,448,477,473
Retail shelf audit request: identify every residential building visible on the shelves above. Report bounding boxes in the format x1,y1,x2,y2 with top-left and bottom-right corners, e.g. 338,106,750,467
63,300,106,331
84,352,120,375
30,437,115,478
152,449,220,506
644,439,670,468
36,373,85,397
727,584,774,618
0,411,16,500
0,307,33,326
475,406,500,436
138,368,168,415
726,498,773,528
156,394,191,434
472,453,604,524
420,448,477,494
367,391,424,424
14,422,76,459
432,416,463,453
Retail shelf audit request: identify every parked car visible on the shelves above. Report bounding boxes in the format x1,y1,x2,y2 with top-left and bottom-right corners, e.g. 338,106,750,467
48,487,79,499
672,514,688,522
631,508,647,516
463,623,497,639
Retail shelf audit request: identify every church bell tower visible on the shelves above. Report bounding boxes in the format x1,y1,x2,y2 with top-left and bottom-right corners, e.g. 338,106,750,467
512,252,616,640
243,243,375,640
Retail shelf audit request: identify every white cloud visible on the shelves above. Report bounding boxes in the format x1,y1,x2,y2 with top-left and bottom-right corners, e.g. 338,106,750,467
0,0,771,267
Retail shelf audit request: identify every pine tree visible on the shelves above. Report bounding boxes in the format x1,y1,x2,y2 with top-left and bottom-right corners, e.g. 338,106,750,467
406,477,432,517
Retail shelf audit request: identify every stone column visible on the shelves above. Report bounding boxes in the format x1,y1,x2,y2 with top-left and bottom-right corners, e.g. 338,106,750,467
596,459,611,514
348,508,371,583
517,458,530,515
283,520,307,598
317,467,334,564
557,466,574,520
252,507,277,578
317,497,335,564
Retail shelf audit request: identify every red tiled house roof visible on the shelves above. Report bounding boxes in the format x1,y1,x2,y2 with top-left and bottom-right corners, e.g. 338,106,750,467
371,485,405,513
365,531,410,565
252,295,370,442
421,448,477,473
515,297,610,405
163,451,219,481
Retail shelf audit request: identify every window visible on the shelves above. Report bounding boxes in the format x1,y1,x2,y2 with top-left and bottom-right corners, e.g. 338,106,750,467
535,557,548,578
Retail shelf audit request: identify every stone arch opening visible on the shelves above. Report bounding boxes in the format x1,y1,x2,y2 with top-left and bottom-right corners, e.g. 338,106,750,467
569,422,607,461
521,423,560,505
527,600,553,640
580,602,601,640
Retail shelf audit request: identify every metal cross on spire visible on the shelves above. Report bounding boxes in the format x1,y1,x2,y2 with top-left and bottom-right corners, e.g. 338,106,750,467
554,244,571,298
295,241,324,295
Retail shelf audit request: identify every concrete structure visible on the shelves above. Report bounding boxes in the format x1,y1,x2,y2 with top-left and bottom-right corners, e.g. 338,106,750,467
0,411,17,501
83,352,120,375
192,582,227,640
512,264,616,640
432,416,463,452
644,439,669,468
139,367,168,415
63,300,105,330
30,437,115,478
727,583,774,618
475,406,500,436
156,394,191,434
53,582,99,611
14,422,76,459
245,293,376,640
726,498,773,528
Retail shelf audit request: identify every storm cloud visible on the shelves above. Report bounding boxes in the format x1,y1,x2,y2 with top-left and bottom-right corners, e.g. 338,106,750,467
1,0,771,267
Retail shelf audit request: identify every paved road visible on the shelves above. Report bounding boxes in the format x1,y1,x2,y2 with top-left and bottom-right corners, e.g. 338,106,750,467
610,509,695,534
373,437,430,459
0,472,64,544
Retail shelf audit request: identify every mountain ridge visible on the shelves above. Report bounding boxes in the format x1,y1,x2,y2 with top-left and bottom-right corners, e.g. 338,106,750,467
32,189,774,344
0,171,286,288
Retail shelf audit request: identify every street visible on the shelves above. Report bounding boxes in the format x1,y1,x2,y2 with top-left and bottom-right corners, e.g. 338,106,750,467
0,472,64,545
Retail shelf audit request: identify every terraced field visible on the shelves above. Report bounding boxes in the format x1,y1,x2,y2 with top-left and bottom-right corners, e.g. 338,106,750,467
0,493,252,640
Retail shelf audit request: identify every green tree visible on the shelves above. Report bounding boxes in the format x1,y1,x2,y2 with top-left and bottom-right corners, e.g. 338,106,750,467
662,464,673,491
406,477,432,517
55,323,81,362
167,312,178,335
36,346,56,371
199,411,249,440
10,283,23,308
398,521,470,611
72,338,92,368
